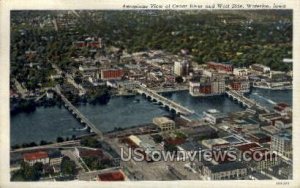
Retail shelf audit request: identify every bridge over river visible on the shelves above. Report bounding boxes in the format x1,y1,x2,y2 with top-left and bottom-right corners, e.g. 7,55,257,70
135,85,195,116
225,90,269,113
54,85,104,139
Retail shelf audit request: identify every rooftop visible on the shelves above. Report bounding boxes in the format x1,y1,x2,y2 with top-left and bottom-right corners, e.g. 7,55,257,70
79,149,104,158
204,109,228,119
274,132,292,140
222,135,244,145
178,141,202,151
98,170,125,181
235,142,261,152
128,135,141,146
261,125,280,135
251,64,270,68
181,126,216,137
48,150,62,158
153,116,174,125
23,151,48,161
250,132,270,139
202,138,229,148
207,61,232,65
249,172,272,180
207,161,247,173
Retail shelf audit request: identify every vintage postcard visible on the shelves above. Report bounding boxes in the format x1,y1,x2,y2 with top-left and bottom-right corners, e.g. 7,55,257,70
0,0,299,187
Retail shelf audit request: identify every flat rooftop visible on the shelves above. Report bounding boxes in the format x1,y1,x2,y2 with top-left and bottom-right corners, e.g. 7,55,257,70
207,161,247,173
153,116,174,124
202,138,229,147
222,135,244,145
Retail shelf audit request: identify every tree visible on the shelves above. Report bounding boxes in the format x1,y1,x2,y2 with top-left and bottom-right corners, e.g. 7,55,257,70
87,86,111,105
61,157,76,175
56,137,64,143
83,157,113,170
164,143,178,155
175,76,184,83
11,144,20,150
11,161,42,181
80,137,102,148
152,134,163,143
40,140,48,145
28,142,37,147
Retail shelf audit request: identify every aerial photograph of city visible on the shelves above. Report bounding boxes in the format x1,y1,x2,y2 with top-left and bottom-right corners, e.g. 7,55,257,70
9,10,293,181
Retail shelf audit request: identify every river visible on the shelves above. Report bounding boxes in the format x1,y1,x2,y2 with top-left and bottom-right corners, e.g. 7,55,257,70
10,89,292,146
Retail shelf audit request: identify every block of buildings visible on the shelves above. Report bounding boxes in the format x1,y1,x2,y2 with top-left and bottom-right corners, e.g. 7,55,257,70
48,150,63,166
126,134,161,161
271,132,292,159
274,118,292,129
181,126,217,140
202,162,247,180
189,77,225,97
259,112,283,125
229,78,250,93
248,148,279,171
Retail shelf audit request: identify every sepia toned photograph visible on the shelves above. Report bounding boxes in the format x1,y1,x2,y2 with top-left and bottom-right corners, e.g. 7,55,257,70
3,3,296,185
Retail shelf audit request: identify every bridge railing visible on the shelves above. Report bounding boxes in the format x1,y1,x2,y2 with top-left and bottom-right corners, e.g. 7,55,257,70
137,86,194,114
54,86,103,137
226,90,268,112
226,90,255,106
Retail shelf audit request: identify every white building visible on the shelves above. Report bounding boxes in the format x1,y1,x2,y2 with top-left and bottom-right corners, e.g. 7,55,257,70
202,162,247,180
46,91,54,99
274,119,292,129
271,132,292,159
283,58,292,64
270,71,286,79
189,81,200,96
250,64,271,73
153,116,175,131
233,68,248,76
211,79,225,94
240,81,250,93
174,61,189,76
79,65,99,72
23,151,49,166
203,109,227,124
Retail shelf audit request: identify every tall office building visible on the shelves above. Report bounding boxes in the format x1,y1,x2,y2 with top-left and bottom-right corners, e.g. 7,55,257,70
174,60,189,76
